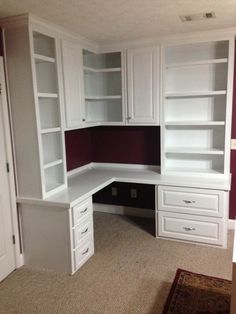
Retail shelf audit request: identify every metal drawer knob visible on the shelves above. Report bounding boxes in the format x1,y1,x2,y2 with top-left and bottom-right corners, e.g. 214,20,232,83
80,207,88,214
82,248,89,255
183,200,196,204
183,227,196,231
81,227,88,235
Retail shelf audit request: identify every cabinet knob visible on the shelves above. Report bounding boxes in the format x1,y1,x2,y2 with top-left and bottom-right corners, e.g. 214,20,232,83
82,118,86,122
127,116,131,120
183,227,196,231
182,200,195,204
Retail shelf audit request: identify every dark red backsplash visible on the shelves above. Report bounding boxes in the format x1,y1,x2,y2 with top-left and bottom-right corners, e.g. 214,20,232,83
65,128,92,171
65,126,160,171
91,126,160,165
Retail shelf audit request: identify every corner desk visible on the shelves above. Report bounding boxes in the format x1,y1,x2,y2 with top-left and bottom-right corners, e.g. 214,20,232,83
18,164,231,274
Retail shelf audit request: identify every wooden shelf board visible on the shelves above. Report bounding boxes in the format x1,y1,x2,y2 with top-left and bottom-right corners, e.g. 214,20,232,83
165,121,225,126
38,93,58,98
165,147,224,155
85,95,122,100
165,58,228,69
41,127,61,134
44,159,63,169
165,167,224,175
165,90,227,98
84,66,121,73
34,54,56,63
45,182,64,193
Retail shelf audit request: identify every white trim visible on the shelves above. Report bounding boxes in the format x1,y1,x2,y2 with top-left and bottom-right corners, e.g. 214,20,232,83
93,203,155,218
67,163,94,177
92,162,160,172
67,163,160,177
228,219,235,230
0,57,22,267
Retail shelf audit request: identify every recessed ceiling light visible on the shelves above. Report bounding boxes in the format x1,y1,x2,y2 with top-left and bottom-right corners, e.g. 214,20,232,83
180,12,216,22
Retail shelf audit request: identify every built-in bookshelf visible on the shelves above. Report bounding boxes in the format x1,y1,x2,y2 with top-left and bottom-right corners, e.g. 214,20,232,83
33,31,66,196
83,50,124,123
162,40,233,176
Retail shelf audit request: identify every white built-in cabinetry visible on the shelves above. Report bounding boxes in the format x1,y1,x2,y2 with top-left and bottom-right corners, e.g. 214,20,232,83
21,197,94,274
61,40,85,129
3,21,67,199
83,49,125,124
127,47,160,124
161,39,234,177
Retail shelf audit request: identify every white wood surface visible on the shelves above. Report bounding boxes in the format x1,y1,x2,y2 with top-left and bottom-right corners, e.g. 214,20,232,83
127,47,159,124
0,60,15,281
16,165,231,209
61,40,85,128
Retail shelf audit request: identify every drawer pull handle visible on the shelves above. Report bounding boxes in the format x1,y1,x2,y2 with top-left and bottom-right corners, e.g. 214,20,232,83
82,248,89,255
183,200,196,204
80,208,88,214
183,227,196,231
81,228,88,235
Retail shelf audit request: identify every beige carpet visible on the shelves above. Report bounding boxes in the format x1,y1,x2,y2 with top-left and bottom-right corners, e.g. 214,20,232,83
0,212,234,314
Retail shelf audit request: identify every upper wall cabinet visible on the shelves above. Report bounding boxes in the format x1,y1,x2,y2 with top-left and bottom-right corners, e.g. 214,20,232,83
127,47,160,125
61,40,85,129
1,17,67,198
83,50,125,125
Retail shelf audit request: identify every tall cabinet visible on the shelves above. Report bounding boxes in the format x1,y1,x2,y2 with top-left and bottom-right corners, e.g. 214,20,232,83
2,18,67,199
161,38,234,177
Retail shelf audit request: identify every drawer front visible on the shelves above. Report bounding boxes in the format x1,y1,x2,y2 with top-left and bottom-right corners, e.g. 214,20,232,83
158,211,224,245
72,198,93,226
158,186,225,217
73,215,93,249
74,235,94,271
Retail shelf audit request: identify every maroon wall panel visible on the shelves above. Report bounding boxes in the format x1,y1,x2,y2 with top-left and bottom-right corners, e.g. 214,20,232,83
91,126,160,165
65,129,92,171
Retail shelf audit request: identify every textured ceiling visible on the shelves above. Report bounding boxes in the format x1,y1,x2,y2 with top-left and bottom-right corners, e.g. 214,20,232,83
0,0,236,44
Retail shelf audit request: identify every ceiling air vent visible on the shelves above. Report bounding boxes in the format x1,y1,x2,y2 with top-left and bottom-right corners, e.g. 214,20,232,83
180,12,216,22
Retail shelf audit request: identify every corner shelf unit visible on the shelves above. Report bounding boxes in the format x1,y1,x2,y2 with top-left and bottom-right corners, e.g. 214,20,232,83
83,50,124,124
161,39,234,177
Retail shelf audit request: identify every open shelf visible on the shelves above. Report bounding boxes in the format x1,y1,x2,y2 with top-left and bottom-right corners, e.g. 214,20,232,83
83,66,121,73
164,167,224,175
165,121,225,126
165,58,228,69
165,147,224,155
34,54,55,63
85,95,122,100
41,127,61,134
165,91,227,98
44,159,63,169
38,93,58,98
33,32,55,59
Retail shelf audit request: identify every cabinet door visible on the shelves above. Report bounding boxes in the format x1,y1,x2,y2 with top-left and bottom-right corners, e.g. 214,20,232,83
127,47,160,124
61,40,85,129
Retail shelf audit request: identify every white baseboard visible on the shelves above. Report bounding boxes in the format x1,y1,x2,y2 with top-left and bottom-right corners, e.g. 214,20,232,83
228,219,235,230
93,203,155,218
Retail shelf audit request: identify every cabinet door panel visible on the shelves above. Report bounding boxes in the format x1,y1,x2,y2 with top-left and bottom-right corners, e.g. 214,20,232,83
61,40,84,129
127,47,159,124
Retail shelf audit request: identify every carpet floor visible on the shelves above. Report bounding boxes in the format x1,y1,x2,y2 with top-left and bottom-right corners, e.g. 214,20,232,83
0,212,234,314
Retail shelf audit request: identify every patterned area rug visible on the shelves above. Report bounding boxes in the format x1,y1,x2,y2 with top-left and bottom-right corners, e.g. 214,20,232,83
162,269,232,314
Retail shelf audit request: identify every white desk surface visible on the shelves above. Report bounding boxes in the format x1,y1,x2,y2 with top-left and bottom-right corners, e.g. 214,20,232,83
18,164,231,208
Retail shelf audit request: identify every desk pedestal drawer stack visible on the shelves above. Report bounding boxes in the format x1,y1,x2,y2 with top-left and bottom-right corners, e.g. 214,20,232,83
72,198,94,272
20,197,94,274
156,186,228,247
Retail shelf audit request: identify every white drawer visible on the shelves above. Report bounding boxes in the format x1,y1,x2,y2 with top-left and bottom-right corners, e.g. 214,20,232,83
73,215,93,249
157,211,224,245
72,197,93,226
74,235,94,271
158,186,226,217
